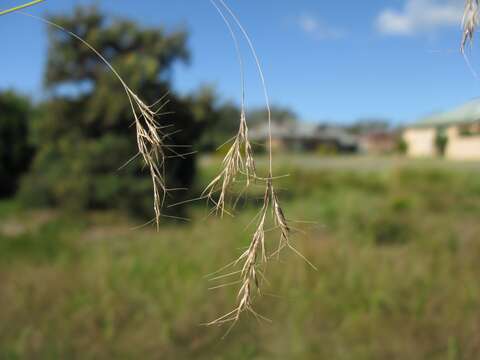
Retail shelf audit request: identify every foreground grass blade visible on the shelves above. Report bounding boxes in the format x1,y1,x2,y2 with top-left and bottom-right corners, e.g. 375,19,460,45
0,0,45,16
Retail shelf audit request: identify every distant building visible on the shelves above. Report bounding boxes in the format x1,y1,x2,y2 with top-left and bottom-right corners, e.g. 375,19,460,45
249,122,358,153
358,131,398,154
403,99,480,160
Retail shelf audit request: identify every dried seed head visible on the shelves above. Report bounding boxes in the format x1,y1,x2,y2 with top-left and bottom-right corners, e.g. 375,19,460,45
207,186,269,329
202,112,256,216
24,13,172,228
270,183,290,255
207,0,314,333
128,91,170,228
462,0,480,52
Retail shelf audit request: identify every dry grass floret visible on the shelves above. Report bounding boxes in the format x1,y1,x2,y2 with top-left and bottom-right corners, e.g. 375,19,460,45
202,111,256,216
23,13,171,228
205,0,315,330
203,0,256,216
206,185,270,332
463,0,480,52
207,179,316,331
128,92,171,228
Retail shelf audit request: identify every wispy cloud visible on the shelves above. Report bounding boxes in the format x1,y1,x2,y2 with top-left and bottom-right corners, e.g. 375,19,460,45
376,0,464,36
297,14,346,40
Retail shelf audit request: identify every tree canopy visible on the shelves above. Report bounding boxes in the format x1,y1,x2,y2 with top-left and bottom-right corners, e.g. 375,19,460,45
247,105,298,127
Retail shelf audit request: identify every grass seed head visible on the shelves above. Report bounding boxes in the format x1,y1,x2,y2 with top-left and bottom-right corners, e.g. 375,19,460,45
23,13,173,229
202,111,256,216
207,186,269,329
462,0,480,52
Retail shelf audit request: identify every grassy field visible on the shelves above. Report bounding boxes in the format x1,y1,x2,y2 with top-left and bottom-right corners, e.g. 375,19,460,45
1,155,480,359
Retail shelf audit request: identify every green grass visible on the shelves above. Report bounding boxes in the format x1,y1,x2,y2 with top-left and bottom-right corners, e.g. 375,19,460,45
1,155,480,359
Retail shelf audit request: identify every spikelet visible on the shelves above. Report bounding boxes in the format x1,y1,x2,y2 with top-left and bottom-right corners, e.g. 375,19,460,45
206,0,315,331
462,0,480,52
23,13,170,228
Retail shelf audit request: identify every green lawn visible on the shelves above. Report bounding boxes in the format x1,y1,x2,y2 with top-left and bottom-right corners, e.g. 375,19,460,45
1,155,480,359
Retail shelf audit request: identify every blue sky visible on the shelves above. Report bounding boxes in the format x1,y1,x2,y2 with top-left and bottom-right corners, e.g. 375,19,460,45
1,0,480,124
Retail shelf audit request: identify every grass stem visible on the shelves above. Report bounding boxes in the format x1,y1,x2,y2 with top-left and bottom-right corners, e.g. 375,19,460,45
0,0,45,16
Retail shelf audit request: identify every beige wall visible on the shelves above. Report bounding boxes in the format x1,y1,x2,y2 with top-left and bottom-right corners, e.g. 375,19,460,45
403,128,437,157
445,126,480,160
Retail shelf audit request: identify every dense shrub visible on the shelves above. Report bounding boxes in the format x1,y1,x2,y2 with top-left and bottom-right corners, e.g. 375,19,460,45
435,131,448,156
0,91,34,198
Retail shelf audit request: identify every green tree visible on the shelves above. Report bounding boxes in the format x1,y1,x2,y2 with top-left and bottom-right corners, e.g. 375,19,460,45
0,91,34,197
247,105,298,127
20,6,211,218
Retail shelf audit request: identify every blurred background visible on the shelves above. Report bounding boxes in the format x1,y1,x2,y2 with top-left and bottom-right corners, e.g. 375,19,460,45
1,0,480,358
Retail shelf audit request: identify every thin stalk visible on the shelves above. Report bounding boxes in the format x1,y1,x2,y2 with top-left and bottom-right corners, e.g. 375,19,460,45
202,0,256,215
21,13,129,92
217,0,273,176
0,0,45,16
210,0,246,121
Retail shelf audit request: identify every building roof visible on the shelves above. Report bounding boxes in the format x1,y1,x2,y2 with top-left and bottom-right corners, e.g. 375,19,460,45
249,121,357,147
248,122,295,140
414,98,480,128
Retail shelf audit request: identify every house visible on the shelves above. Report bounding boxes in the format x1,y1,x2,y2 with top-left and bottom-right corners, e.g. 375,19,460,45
403,99,480,160
358,131,398,154
249,122,358,153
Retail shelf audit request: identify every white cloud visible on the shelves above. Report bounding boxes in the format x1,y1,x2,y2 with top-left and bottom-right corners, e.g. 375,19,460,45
376,0,464,35
298,14,346,40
